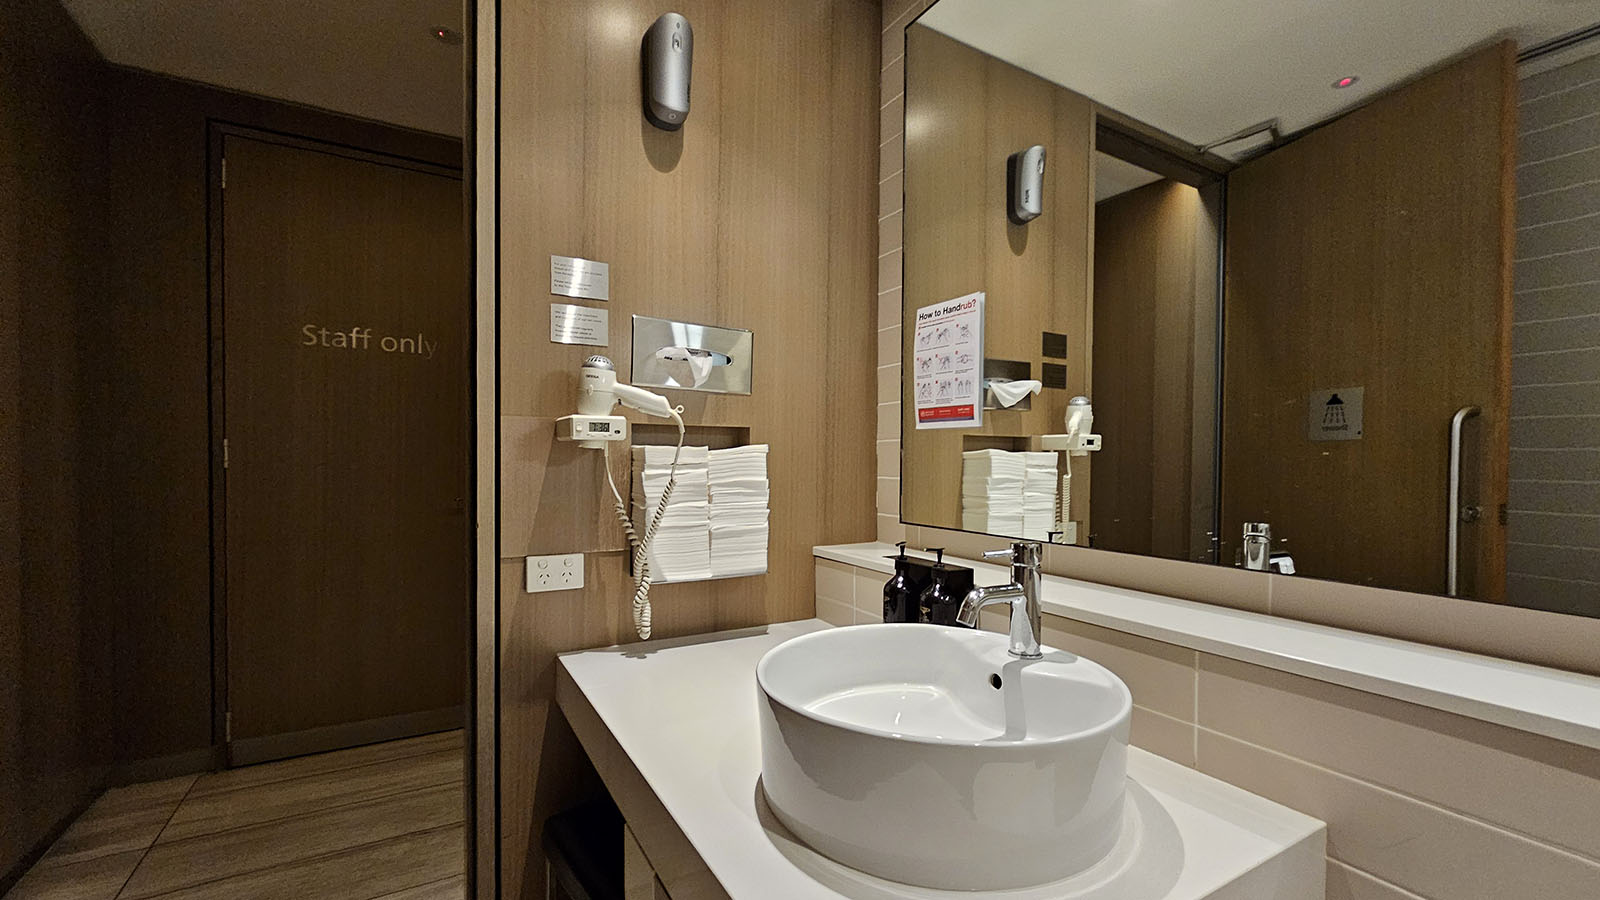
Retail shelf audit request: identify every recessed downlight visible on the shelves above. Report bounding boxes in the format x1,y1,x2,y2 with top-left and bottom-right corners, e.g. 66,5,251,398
431,26,463,45
1332,75,1359,89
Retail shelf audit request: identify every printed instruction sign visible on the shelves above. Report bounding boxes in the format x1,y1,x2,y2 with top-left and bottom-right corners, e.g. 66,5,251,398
550,254,610,301
1308,387,1363,441
550,303,608,347
913,291,984,429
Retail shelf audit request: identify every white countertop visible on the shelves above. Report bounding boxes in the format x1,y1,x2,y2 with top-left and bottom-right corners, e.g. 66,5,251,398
557,619,1325,900
816,542,1600,750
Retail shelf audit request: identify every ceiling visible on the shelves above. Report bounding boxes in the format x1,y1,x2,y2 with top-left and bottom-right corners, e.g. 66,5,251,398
921,0,1600,157
60,0,464,137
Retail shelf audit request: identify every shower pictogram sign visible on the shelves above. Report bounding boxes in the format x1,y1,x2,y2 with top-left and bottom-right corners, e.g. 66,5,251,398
1308,387,1363,441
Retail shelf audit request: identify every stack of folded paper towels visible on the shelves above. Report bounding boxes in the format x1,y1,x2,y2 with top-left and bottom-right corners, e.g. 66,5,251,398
961,449,1058,540
707,444,770,578
631,443,769,582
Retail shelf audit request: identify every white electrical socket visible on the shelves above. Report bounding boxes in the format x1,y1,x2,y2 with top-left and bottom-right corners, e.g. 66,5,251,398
525,553,585,593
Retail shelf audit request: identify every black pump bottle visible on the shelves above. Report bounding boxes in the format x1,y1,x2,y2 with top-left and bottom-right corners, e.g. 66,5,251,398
920,548,966,626
882,542,920,623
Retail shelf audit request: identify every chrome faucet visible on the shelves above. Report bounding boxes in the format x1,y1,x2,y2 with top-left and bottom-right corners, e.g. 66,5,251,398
956,541,1044,659
1241,522,1271,571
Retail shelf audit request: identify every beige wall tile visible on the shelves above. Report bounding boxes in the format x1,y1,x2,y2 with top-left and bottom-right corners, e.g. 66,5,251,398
880,56,905,110
978,607,1008,634
876,326,901,368
854,568,887,620
879,94,904,145
1326,859,1428,900
876,402,900,440
878,170,904,220
1131,707,1196,768
877,247,902,294
876,439,899,481
1271,574,1600,676
876,477,899,516
878,286,902,332
878,211,903,262
881,9,909,67
909,526,1007,561
1197,730,1600,900
1197,653,1600,862
881,0,924,34
880,132,904,185
876,514,907,545
1047,543,1271,614
1041,615,1197,721
816,559,854,606
877,365,900,405
816,594,854,627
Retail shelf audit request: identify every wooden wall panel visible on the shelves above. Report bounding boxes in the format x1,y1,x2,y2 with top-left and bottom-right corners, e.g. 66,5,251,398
495,2,880,897
86,69,461,767
0,0,109,888
900,24,1095,533
1221,43,1514,596
1091,180,1203,558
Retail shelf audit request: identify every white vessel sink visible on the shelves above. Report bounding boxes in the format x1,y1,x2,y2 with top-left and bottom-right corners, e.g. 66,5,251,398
756,623,1133,890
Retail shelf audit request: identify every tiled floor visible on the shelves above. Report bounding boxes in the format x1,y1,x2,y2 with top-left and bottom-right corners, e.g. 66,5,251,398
5,731,465,900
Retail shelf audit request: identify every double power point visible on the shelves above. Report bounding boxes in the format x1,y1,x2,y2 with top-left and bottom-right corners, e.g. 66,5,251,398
525,553,585,593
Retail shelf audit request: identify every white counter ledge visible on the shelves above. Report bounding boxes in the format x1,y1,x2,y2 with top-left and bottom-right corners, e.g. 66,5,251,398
556,619,1325,900
815,542,1600,751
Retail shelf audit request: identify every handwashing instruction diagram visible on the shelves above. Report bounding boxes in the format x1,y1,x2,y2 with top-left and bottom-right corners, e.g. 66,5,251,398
913,291,984,430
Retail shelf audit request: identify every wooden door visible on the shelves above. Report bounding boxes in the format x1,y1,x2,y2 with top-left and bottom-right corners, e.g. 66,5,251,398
220,133,466,762
1091,180,1204,560
1220,43,1514,598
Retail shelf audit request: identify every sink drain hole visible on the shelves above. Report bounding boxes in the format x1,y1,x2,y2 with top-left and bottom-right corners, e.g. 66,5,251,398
988,673,1002,689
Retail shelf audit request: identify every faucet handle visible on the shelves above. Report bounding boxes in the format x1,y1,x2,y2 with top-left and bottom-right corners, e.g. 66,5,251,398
984,541,1042,567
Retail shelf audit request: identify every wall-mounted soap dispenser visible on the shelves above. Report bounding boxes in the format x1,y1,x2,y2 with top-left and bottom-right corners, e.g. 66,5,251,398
643,13,693,130
1007,144,1046,224
919,549,975,627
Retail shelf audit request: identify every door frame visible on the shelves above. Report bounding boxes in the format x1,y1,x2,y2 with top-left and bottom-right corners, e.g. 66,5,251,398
204,122,467,766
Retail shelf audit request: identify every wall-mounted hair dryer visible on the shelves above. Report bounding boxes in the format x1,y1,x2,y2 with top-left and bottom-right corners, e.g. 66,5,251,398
1007,144,1046,224
1034,396,1103,544
578,355,674,418
558,356,687,641
643,13,693,130
559,355,677,448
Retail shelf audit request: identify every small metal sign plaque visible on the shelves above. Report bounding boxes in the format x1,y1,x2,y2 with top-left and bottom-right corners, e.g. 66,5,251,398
1309,387,1363,441
550,303,608,347
549,254,610,301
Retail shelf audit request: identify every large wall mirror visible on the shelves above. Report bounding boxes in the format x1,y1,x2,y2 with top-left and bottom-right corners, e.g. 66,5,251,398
900,0,1600,616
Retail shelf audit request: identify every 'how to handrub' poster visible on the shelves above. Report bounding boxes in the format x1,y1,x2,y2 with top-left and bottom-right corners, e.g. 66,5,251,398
912,291,984,430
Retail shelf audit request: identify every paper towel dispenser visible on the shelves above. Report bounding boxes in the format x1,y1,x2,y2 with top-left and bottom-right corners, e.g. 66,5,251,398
630,315,753,394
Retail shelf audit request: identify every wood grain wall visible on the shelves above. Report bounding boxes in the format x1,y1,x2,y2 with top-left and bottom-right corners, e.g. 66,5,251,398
495,1,880,897
1221,43,1514,597
1091,180,1205,559
85,69,462,768
0,0,111,888
899,24,1095,534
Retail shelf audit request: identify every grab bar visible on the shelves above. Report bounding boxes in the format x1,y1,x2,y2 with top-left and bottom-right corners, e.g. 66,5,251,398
1448,406,1481,597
